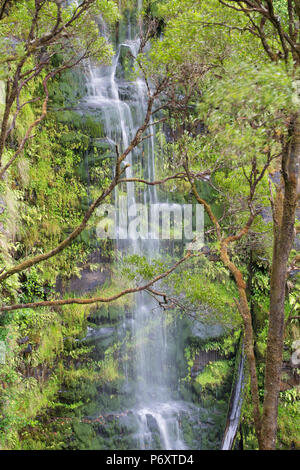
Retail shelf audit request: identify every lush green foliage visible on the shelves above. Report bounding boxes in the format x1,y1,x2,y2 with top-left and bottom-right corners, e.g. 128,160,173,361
0,0,299,451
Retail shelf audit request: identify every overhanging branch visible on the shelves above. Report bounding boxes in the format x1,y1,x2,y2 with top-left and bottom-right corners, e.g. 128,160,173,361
0,253,193,312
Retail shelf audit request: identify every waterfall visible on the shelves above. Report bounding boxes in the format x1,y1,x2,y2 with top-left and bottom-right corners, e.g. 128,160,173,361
84,5,188,450
221,345,246,450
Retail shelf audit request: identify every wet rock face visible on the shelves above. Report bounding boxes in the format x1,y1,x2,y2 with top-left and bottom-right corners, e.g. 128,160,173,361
146,414,159,434
58,268,110,295
56,251,111,295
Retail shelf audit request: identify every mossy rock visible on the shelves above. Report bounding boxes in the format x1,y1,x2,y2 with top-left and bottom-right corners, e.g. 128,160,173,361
193,360,232,394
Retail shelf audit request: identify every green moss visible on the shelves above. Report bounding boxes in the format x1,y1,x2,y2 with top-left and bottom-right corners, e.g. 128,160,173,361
194,360,232,391
277,390,300,449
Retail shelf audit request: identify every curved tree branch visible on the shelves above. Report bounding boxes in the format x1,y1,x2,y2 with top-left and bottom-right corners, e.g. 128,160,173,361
0,253,194,312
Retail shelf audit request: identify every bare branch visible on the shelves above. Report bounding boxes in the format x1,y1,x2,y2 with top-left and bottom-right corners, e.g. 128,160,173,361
0,253,194,312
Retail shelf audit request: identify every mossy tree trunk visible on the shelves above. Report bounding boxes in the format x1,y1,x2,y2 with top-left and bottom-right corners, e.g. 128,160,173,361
260,114,300,450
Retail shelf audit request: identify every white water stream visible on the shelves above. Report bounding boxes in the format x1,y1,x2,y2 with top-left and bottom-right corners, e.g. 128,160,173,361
83,3,245,450
84,10,187,450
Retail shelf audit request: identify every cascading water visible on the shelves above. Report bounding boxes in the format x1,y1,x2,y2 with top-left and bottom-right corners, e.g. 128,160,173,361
84,6,191,450
221,346,246,450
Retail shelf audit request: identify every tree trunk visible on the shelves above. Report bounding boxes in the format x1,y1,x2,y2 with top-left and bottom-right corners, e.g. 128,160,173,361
260,114,300,449
220,244,262,446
